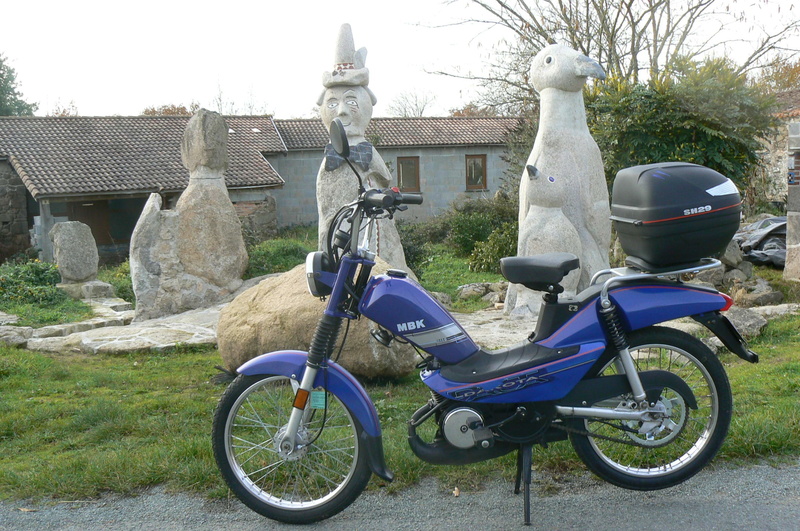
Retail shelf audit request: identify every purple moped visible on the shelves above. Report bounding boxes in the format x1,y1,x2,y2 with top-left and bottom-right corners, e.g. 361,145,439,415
212,118,757,525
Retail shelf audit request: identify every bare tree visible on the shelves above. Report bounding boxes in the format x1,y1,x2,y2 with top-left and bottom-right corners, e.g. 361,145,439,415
386,90,436,117
441,0,800,111
140,102,200,116
48,100,79,117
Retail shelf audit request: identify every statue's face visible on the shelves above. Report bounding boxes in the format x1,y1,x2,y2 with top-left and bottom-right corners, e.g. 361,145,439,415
320,86,373,140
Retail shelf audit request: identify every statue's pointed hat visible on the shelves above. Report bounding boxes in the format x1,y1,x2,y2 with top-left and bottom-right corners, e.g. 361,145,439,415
318,24,377,106
322,24,370,87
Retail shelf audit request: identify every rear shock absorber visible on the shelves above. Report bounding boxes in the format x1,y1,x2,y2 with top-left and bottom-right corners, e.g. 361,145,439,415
599,301,646,403
599,303,628,352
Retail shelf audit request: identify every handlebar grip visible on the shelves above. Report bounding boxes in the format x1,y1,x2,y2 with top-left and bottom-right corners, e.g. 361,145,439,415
399,193,423,205
363,189,393,208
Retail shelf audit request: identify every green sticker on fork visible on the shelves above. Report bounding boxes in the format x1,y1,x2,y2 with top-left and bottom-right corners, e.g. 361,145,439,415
310,391,327,409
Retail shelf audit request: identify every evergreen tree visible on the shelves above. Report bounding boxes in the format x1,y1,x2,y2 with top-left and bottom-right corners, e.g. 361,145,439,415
0,54,38,116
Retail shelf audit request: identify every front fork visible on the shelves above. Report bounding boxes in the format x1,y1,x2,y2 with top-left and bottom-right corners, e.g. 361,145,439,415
278,314,343,454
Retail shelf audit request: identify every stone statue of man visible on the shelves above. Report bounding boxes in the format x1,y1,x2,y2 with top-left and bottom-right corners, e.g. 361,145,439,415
315,23,409,271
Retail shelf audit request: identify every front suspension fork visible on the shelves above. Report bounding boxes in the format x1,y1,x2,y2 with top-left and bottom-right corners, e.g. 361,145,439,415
278,314,343,454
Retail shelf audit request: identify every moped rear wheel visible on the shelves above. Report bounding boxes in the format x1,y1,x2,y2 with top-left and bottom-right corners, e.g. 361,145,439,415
568,326,732,490
212,374,371,524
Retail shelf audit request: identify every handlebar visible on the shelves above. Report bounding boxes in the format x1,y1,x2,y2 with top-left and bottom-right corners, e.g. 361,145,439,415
362,188,423,209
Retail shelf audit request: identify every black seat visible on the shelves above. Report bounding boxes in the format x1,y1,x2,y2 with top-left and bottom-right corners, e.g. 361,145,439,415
500,253,580,294
440,341,581,384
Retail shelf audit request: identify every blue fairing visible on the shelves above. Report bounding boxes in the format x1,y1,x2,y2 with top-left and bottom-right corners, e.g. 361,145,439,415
237,351,381,438
360,274,479,363
537,283,728,350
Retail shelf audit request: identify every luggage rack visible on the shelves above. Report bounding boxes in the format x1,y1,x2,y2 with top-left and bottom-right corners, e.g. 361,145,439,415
590,257,723,308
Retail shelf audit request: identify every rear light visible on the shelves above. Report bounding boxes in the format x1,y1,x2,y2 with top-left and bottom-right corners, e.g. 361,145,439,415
720,292,734,311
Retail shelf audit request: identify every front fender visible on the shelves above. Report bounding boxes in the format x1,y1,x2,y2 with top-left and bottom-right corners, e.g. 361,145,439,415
238,350,381,437
237,350,393,482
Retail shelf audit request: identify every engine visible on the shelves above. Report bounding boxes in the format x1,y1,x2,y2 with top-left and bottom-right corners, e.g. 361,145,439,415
442,407,491,449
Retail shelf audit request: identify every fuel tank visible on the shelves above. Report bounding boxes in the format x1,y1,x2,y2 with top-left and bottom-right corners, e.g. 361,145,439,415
359,271,480,364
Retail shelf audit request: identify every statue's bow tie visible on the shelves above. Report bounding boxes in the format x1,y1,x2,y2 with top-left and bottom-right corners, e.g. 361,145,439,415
324,142,373,171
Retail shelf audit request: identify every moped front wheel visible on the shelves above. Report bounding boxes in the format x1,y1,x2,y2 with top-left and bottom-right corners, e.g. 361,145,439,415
212,374,371,524
568,326,732,490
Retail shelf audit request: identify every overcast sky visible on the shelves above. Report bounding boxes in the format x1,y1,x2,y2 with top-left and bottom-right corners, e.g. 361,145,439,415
2,1,797,119
1,0,499,118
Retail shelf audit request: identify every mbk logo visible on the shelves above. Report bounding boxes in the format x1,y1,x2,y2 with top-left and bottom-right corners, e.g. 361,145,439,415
397,319,425,332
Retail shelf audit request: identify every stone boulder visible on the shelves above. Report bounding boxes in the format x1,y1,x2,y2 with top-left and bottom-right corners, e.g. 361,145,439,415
217,258,418,379
724,306,768,338
49,221,98,283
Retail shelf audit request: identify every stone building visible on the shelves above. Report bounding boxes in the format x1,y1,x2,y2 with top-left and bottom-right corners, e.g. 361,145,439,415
0,116,285,263
762,89,800,204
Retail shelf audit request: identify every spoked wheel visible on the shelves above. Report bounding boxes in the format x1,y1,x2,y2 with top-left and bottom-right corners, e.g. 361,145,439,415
212,374,371,524
569,326,732,490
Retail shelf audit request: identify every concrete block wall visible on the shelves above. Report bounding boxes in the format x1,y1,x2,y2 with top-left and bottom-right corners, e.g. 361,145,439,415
267,145,511,228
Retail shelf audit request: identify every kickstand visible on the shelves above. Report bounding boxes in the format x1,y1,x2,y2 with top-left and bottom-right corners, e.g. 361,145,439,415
514,443,533,526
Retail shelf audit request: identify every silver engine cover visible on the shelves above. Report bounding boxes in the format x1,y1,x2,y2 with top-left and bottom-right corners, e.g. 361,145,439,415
442,407,484,449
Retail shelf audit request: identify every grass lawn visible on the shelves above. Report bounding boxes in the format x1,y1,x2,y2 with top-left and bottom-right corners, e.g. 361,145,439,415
2,311,799,501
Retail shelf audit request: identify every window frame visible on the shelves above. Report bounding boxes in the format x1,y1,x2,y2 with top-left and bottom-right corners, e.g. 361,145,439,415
397,156,421,192
465,154,487,191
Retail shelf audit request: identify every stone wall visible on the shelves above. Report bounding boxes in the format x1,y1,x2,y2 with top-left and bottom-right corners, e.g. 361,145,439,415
0,160,30,263
761,124,791,204
234,196,278,242
267,145,510,227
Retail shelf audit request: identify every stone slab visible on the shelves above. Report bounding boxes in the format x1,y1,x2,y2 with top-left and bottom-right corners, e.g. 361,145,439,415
0,311,19,325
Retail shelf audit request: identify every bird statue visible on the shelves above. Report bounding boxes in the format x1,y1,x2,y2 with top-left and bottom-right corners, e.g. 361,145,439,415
508,43,611,315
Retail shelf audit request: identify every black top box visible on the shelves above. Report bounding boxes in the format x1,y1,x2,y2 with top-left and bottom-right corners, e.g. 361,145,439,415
611,162,742,270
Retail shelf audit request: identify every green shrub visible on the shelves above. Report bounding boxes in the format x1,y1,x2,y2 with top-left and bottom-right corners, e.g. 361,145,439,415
447,212,495,255
245,239,313,279
469,222,518,273
0,260,64,305
98,260,135,304
396,219,430,274
0,259,93,326
398,195,518,267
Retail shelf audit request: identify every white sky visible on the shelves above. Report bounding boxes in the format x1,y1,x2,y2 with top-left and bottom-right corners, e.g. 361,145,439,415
1,0,797,119
1,0,498,118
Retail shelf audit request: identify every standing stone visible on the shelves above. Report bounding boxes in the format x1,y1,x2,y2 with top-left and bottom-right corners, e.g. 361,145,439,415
49,221,99,283
508,43,610,314
130,109,248,321
784,185,800,281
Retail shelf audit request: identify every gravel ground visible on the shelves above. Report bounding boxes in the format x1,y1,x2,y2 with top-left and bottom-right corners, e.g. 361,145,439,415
3,460,799,530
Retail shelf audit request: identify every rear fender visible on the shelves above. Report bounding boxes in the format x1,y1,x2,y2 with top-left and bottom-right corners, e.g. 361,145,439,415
612,283,729,331
692,312,759,363
237,350,393,481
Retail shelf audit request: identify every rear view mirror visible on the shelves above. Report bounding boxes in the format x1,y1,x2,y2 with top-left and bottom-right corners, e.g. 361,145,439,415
330,118,349,158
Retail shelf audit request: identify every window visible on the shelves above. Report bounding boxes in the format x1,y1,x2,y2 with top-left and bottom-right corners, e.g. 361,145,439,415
466,155,487,190
397,157,420,192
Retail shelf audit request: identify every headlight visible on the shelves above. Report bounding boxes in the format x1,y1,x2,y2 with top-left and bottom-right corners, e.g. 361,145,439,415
306,251,334,297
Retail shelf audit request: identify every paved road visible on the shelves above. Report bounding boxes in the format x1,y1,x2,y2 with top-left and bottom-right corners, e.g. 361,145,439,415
3,460,799,530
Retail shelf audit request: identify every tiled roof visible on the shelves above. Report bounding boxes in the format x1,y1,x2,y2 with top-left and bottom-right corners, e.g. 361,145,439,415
274,117,521,150
775,89,800,120
0,116,285,199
